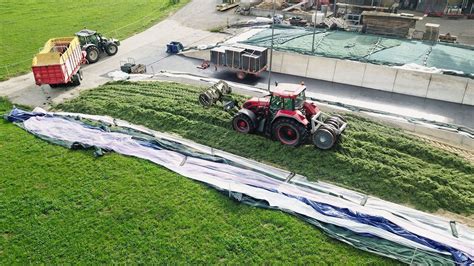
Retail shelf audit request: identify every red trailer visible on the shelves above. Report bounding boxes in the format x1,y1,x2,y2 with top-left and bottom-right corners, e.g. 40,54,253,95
32,37,85,86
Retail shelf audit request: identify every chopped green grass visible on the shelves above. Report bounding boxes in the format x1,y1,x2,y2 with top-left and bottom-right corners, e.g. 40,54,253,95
0,97,398,264
0,0,189,80
57,81,474,215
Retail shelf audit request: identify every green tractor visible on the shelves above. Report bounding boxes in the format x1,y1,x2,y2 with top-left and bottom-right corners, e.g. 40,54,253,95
75,29,120,64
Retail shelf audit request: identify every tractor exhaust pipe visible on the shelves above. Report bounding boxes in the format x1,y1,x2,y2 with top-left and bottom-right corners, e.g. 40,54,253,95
198,80,232,107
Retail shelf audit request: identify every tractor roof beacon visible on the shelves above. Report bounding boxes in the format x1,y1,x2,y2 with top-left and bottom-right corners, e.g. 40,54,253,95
232,83,347,149
75,29,120,64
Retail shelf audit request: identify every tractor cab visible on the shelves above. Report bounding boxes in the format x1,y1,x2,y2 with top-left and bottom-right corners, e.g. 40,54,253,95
269,83,307,112
76,29,101,46
75,29,120,64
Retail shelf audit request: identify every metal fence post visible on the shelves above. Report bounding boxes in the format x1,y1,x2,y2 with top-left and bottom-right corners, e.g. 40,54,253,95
267,0,276,92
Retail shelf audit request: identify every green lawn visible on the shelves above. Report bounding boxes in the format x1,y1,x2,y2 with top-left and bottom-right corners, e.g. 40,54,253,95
0,0,188,81
57,81,474,215
0,99,398,264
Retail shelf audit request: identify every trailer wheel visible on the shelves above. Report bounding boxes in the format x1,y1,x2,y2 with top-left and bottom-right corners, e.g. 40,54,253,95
272,118,308,147
232,113,255,134
71,73,81,86
236,71,247,80
313,125,337,150
105,43,118,56
86,46,100,63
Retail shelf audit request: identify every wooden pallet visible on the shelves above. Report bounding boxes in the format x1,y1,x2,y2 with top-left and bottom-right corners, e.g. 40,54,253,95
216,3,239,12
439,34,457,43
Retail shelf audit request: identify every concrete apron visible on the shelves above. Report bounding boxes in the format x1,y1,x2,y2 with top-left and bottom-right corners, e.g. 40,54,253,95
146,71,474,152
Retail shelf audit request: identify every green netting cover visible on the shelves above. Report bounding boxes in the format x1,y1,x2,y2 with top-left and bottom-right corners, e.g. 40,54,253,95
243,25,474,76
368,39,430,66
428,44,474,74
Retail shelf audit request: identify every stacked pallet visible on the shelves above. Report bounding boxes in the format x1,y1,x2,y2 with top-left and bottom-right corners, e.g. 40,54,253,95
324,17,348,29
361,11,422,38
439,33,457,43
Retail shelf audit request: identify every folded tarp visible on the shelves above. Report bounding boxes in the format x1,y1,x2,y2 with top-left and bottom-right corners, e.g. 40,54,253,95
6,108,474,265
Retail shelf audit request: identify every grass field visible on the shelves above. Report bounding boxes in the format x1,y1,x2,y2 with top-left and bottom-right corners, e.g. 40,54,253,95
0,99,398,264
57,81,474,215
0,0,188,81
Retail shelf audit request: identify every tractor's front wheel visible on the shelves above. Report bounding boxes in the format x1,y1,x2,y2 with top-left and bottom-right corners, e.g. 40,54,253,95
86,46,100,63
272,118,308,147
232,113,255,134
105,43,118,56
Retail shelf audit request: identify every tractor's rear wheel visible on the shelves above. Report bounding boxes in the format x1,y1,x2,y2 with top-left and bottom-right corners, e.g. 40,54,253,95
86,46,100,64
105,43,118,56
272,118,308,147
313,125,337,150
232,113,255,134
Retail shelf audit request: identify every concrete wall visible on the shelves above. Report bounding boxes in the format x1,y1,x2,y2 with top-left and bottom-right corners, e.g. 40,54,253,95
268,50,474,106
462,78,474,106
393,69,431,98
280,52,309,77
362,64,397,92
427,74,468,103
306,56,336,81
333,60,366,87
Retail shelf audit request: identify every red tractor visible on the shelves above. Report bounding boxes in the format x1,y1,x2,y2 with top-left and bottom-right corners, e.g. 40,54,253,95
232,83,347,149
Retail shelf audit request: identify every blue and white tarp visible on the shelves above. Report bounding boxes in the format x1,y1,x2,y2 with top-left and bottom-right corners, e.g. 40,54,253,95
6,108,474,265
